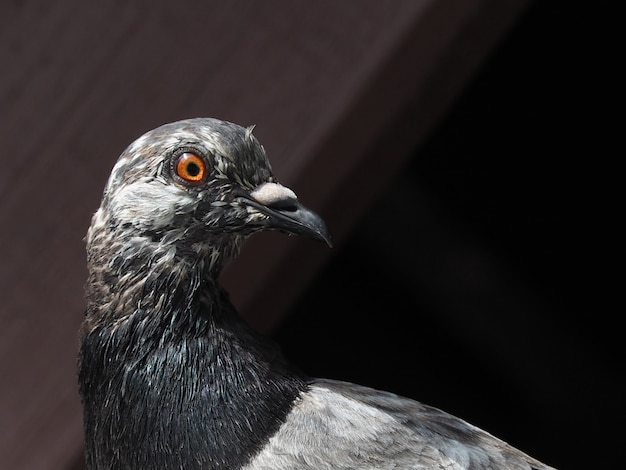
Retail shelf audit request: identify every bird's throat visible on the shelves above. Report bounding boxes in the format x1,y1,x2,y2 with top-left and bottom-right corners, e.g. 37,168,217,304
80,243,306,469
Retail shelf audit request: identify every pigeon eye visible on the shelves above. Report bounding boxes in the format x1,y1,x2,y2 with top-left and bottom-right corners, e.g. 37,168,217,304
174,152,207,184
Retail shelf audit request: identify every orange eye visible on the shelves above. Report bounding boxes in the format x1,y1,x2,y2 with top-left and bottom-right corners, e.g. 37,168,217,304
175,152,207,183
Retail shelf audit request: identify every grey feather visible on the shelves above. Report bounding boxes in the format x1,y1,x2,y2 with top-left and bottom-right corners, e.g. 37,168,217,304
246,379,554,469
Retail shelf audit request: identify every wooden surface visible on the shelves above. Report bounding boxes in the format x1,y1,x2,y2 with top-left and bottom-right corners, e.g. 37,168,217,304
0,1,531,469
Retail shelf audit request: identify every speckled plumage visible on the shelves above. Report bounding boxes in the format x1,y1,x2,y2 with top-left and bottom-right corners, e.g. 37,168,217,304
79,118,556,470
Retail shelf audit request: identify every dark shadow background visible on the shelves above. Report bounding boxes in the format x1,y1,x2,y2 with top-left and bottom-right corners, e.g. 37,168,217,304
276,3,619,469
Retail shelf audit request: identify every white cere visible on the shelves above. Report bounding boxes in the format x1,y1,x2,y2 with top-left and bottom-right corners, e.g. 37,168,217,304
250,182,297,205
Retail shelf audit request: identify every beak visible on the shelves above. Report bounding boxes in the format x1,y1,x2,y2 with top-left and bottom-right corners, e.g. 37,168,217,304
239,182,332,247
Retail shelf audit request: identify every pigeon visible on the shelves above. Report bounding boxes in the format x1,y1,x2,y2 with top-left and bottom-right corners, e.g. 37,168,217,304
79,118,556,469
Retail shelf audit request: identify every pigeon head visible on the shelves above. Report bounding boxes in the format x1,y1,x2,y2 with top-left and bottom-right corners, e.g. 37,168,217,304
89,118,329,268
85,118,330,323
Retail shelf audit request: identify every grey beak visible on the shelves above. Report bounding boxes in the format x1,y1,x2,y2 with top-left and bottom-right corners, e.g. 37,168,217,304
242,182,332,247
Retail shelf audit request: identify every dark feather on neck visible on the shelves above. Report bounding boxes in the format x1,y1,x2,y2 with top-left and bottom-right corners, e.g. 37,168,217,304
80,232,306,469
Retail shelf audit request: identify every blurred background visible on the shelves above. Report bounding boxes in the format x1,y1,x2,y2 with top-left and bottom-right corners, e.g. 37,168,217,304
0,1,618,469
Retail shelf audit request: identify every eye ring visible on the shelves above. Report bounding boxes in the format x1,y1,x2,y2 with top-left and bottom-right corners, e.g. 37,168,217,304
172,150,209,185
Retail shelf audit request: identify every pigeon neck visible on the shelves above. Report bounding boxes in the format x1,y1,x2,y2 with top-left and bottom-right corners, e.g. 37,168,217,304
83,221,232,325
81,230,307,469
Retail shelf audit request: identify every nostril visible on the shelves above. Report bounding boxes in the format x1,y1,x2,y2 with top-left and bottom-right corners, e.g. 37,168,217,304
267,198,299,212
